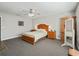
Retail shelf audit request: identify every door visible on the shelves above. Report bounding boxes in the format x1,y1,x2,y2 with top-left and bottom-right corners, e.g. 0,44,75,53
0,17,1,47
76,5,79,50
76,16,79,50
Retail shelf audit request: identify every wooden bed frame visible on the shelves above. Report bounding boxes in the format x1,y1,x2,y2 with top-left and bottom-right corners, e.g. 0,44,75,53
21,24,49,45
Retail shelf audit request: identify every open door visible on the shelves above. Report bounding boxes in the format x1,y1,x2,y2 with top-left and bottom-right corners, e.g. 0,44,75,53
0,17,1,49
0,17,7,51
76,16,79,51
76,4,79,51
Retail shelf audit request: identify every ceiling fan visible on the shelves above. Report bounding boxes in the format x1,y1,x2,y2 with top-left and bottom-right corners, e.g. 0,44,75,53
22,9,40,17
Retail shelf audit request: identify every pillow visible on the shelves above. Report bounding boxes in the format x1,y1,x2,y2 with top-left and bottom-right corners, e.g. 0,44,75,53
36,29,47,33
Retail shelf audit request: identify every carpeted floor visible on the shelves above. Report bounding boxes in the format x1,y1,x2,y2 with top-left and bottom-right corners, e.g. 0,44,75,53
0,38,68,56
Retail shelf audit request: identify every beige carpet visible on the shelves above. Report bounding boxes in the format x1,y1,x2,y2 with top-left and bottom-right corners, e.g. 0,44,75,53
0,38,68,56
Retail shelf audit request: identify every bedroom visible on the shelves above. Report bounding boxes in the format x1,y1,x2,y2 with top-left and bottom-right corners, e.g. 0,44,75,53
0,2,79,56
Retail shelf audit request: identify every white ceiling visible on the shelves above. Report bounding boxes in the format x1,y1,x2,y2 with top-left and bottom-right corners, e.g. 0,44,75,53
0,2,78,16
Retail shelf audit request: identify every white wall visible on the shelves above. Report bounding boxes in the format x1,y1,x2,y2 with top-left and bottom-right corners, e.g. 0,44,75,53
1,12,32,41
1,11,74,40
0,2,77,40
33,12,75,39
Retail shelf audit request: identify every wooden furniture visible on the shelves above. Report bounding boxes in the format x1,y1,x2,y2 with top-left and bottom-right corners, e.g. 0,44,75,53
68,48,79,56
37,24,49,32
60,16,76,44
21,24,49,45
30,29,36,32
60,16,69,44
21,35,34,45
48,31,56,39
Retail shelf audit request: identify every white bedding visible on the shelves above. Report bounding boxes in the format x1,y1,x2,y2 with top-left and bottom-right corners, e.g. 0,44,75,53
22,29,47,42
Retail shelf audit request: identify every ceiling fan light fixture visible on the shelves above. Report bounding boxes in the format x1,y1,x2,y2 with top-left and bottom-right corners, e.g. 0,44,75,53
28,9,35,17
30,9,35,13
28,13,34,17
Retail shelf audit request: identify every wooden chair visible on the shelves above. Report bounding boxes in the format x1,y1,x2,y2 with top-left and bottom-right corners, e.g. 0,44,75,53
68,48,79,56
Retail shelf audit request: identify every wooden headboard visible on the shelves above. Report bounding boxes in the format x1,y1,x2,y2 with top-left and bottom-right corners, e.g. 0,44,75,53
37,24,49,32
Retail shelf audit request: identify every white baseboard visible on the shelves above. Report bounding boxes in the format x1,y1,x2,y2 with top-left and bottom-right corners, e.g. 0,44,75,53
1,35,19,41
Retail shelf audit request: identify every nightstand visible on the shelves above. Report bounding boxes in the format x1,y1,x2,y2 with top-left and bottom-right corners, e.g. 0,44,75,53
48,31,56,39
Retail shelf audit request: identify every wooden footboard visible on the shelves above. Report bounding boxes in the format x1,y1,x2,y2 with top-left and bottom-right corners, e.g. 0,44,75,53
21,35,35,45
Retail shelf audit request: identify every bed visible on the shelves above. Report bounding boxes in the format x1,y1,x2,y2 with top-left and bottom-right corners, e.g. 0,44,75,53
21,24,49,45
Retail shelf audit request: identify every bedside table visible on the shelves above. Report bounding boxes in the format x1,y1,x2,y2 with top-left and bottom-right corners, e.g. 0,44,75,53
48,31,56,39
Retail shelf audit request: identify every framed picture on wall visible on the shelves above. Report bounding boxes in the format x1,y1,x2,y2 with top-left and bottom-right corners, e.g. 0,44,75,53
18,21,24,26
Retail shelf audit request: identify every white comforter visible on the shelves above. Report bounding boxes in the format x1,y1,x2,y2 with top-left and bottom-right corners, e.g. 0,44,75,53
23,29,47,42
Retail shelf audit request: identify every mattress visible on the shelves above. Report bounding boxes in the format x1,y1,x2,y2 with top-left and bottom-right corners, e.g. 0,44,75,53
22,29,47,42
